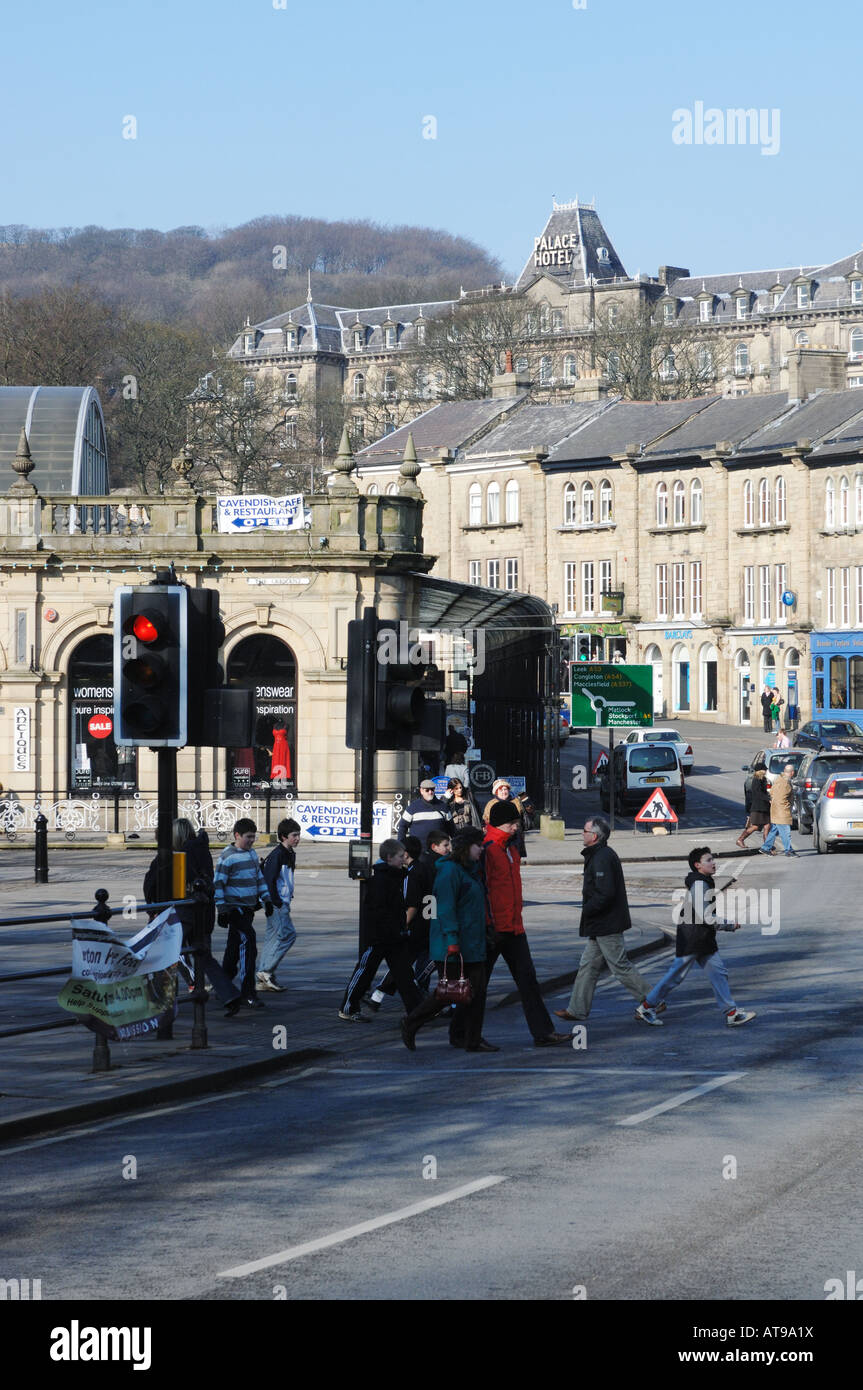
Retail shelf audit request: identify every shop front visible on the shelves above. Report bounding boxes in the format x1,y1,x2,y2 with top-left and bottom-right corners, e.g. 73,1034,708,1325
68,635,137,795
810,633,863,721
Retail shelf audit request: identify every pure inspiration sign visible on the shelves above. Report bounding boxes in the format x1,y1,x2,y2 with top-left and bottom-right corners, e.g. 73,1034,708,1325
216,494,311,533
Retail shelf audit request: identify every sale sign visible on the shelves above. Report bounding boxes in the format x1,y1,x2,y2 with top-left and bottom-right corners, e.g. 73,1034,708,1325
87,715,113,739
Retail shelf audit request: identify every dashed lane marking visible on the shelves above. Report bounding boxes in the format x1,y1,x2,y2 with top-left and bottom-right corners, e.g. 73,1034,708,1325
216,1175,507,1277
616,1071,747,1126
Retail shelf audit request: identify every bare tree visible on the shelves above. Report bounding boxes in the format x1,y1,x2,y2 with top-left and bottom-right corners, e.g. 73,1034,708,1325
0,284,118,387
412,292,535,399
589,302,731,401
186,361,309,494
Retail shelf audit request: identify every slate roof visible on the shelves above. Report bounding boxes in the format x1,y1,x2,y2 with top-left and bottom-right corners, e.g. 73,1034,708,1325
736,390,863,456
544,397,719,464
642,394,794,456
771,252,863,312
228,299,458,359
356,396,528,466
514,202,628,292
463,402,613,458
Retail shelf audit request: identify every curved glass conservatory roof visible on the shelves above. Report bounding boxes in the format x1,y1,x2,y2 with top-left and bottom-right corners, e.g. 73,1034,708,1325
0,386,108,495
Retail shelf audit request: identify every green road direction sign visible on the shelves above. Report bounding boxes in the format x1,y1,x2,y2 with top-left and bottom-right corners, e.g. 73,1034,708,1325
570,664,654,728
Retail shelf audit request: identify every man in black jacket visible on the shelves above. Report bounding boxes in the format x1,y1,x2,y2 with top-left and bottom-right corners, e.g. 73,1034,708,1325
366,829,451,1010
338,839,424,1021
554,817,661,1026
398,781,454,845
642,847,755,1026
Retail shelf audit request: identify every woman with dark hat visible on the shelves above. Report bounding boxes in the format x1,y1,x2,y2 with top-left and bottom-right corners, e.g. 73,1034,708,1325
401,826,496,1052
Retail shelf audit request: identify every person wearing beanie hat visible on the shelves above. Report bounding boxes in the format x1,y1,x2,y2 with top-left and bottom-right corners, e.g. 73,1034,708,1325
483,780,529,861
480,808,569,1048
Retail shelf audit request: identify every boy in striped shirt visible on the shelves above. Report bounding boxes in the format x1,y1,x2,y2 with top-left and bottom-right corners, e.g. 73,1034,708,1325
215,818,273,1012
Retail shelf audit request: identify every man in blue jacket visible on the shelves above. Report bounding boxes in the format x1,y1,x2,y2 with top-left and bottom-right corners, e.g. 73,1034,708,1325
257,818,301,992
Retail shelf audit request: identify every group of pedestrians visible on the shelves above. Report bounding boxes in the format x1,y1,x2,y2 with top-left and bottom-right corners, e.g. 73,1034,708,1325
144,815,302,1017
737,761,798,856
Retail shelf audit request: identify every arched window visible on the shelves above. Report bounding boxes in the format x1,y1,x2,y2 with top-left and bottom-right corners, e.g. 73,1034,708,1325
825,477,835,528
563,482,577,526
690,478,703,524
386,482,399,495
840,475,850,526
656,482,668,527
743,479,754,527
487,481,500,525
581,481,595,525
795,330,809,347
599,479,613,523
758,478,770,526
226,634,298,791
696,345,713,377
564,354,578,382
673,480,685,525
505,480,519,523
735,342,750,374
660,351,676,381
352,373,365,399
284,373,297,399
775,475,787,524
607,350,621,382
468,483,481,526
850,328,863,361
539,355,552,384
383,370,396,399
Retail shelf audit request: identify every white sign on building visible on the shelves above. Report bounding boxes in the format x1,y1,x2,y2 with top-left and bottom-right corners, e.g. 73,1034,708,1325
292,800,393,840
216,494,311,533
13,706,30,772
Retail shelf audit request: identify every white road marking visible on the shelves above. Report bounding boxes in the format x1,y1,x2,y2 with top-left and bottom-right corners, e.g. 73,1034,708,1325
216,1175,507,1277
327,1066,732,1077
616,1071,747,1126
259,1067,323,1088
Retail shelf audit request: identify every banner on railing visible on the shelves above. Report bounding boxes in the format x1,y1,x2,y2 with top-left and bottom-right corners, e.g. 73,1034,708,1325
216,494,310,533
57,907,182,1041
292,800,393,839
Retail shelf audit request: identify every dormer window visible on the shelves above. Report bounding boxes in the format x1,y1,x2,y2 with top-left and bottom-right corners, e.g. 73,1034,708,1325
286,328,297,351
797,284,810,308
353,329,364,351
736,296,748,321
699,299,710,322
384,324,397,348
597,247,609,263
852,280,863,306
663,302,675,324
416,323,426,345
772,290,783,308
243,333,256,354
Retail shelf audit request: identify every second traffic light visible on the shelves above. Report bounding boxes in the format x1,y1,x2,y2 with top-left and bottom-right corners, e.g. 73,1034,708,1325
114,585,188,746
345,616,445,753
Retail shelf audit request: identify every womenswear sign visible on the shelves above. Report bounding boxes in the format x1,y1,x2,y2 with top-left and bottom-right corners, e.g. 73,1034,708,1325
216,495,311,532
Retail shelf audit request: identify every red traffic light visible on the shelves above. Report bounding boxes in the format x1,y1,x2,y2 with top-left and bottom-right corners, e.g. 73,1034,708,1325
132,614,159,643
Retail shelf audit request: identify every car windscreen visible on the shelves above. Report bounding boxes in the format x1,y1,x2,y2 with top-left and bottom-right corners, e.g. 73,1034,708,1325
628,747,677,771
767,753,806,774
828,779,863,799
641,732,680,742
812,755,863,784
821,722,863,737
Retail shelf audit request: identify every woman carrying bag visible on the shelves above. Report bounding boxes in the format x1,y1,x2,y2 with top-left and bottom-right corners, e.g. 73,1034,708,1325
737,768,771,848
445,776,482,832
401,827,496,1053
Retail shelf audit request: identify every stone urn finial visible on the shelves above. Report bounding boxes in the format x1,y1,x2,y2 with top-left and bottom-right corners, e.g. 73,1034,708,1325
170,445,196,492
398,432,422,497
329,425,358,496
9,427,37,494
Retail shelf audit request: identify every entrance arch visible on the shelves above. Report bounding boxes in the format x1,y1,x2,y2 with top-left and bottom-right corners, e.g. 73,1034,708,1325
671,643,690,713
644,643,663,717
226,635,297,791
698,642,718,712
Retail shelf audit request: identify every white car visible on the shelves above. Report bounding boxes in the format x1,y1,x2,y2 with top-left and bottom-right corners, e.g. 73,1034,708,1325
620,727,694,774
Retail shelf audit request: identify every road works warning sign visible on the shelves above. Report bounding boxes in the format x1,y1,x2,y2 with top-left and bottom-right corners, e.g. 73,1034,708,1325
634,788,678,823
592,749,609,775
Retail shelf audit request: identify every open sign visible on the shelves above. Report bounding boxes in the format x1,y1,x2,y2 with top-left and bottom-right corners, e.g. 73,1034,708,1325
87,715,113,739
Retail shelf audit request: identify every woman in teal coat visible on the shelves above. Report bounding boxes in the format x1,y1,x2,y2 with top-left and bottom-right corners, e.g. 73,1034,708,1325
401,827,496,1052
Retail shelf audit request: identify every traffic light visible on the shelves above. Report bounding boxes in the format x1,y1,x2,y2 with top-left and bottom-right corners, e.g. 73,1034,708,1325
114,585,187,746
576,633,592,662
186,587,225,746
345,616,446,753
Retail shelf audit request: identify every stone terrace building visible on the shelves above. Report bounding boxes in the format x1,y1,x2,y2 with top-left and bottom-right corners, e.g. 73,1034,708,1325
355,354,863,728
227,198,863,440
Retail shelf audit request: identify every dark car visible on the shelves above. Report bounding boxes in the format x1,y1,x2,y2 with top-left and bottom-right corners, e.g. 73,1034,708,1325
793,719,863,752
791,750,863,834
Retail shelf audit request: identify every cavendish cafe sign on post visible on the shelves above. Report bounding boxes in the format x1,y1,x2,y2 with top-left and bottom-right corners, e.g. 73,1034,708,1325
570,665,654,729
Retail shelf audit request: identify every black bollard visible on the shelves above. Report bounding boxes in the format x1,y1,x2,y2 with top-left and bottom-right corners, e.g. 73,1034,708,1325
34,812,48,884
90,888,112,1073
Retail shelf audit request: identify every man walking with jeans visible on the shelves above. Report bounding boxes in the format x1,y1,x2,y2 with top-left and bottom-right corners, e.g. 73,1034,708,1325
257,818,301,992
554,817,660,1026
759,762,798,857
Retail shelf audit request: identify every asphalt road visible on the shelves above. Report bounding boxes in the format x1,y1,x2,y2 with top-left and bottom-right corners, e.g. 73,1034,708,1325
2,842,861,1303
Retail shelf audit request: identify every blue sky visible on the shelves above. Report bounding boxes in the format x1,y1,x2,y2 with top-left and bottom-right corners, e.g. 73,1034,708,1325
3,0,860,281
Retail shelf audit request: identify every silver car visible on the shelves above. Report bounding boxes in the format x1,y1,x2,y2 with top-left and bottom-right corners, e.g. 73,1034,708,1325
813,773,863,853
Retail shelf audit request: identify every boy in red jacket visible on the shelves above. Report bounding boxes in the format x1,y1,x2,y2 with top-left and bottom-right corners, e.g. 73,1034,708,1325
482,801,569,1047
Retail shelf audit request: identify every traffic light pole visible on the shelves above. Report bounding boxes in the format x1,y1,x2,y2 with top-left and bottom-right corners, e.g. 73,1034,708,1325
358,605,377,947
155,747,177,1040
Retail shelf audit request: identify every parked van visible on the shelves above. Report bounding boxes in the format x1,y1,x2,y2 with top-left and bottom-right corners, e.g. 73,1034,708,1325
600,741,685,815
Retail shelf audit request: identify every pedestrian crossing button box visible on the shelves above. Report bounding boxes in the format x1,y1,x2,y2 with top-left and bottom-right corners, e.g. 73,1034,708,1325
348,840,373,880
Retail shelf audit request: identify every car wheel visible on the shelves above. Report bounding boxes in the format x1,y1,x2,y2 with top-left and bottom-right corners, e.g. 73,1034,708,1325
814,824,825,854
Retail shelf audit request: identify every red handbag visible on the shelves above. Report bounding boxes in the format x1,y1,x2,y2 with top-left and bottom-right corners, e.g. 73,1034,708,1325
435,952,473,1005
